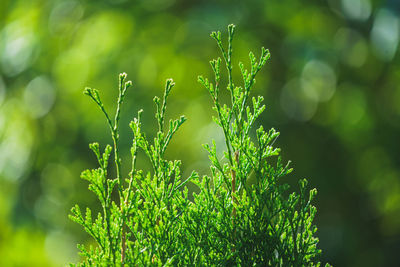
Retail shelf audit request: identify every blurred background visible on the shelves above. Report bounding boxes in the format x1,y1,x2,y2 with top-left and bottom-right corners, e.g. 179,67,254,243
0,0,399,265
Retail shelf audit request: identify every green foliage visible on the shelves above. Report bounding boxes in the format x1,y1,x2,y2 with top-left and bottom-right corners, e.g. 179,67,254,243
70,25,328,266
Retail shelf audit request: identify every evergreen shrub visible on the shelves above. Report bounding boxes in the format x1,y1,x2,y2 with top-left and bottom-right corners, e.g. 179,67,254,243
70,24,329,266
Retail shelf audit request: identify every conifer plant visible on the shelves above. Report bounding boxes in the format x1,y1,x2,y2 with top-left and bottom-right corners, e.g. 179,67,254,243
70,24,329,266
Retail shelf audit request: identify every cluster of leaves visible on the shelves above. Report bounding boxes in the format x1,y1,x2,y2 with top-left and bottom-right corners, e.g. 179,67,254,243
70,25,328,266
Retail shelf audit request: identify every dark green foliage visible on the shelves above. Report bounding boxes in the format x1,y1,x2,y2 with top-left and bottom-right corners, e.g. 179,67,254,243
70,25,328,266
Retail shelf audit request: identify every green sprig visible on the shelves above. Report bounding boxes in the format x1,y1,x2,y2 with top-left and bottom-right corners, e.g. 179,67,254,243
71,24,328,267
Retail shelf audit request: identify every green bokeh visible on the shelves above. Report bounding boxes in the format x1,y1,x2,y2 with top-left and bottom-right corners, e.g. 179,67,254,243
1,0,399,265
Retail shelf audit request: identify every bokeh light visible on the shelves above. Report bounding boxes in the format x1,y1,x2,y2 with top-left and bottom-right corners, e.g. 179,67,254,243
371,8,399,62
0,0,400,266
